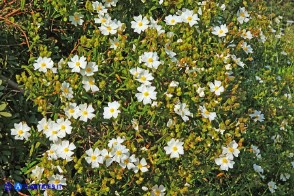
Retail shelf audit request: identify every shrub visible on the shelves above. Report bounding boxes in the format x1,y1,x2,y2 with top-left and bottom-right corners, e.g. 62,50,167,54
1,0,293,195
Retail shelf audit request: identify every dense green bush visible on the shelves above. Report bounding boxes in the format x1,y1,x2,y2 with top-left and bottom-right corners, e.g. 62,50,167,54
1,0,293,195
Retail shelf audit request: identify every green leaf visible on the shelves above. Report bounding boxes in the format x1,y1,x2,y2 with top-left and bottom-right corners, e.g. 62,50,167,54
0,112,12,117
0,103,7,111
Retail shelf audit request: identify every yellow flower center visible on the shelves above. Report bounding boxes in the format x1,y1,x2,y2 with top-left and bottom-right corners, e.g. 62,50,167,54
107,26,112,31
75,62,80,67
41,62,47,68
219,29,224,34
143,92,149,97
116,150,122,156
91,155,97,161
52,130,57,135
101,18,107,23
54,180,60,184
82,111,88,116
155,190,161,196
138,21,143,27
64,148,69,153
222,158,228,164
244,47,248,51
124,159,129,164
49,150,54,154
110,108,115,113
69,109,75,114
63,88,69,93
89,80,95,85
240,12,245,17
214,86,219,91
86,67,92,73
187,16,192,21
147,58,153,63
140,76,146,81
74,15,79,21
172,146,178,152
138,163,142,169
171,19,175,24
229,147,234,153
44,125,48,130
61,125,66,130
97,6,102,11
204,110,210,115
18,130,24,135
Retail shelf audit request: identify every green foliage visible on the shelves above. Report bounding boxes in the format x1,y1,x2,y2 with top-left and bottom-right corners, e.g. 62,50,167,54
0,0,293,195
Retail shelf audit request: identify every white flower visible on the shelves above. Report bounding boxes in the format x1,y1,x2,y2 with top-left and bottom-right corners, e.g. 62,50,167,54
94,14,111,25
140,52,161,69
212,24,228,37
164,138,184,158
209,80,224,96
57,140,76,161
149,17,165,35
267,181,277,193
131,15,149,34
108,136,125,148
48,174,67,187
249,110,265,122
130,67,144,78
56,118,72,138
11,122,31,140
46,143,59,160
69,13,84,26
169,81,179,87
165,15,181,25
82,76,99,92
174,102,193,122
85,148,104,168
79,103,95,122
237,7,250,24
253,164,264,174
151,185,166,196
251,145,261,159
67,55,87,73
231,55,245,68
61,81,74,99
280,173,290,181
120,154,136,169
135,84,157,105
92,1,107,15
221,140,240,160
64,102,81,119
101,149,114,167
241,42,253,54
241,30,253,40
37,117,50,133
109,37,120,50
132,119,139,131
111,144,129,163
33,57,54,73
103,101,121,119
103,0,118,7
142,186,149,191
215,155,235,171
181,9,199,27
133,158,148,173
136,69,154,85
80,62,98,76
99,21,118,35
45,121,61,142
196,86,205,97
199,105,217,121
31,166,44,180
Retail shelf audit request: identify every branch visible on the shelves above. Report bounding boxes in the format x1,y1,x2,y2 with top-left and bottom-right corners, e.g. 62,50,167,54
0,75,24,94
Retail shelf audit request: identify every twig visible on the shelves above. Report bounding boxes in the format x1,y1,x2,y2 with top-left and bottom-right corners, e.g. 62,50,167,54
0,75,24,94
